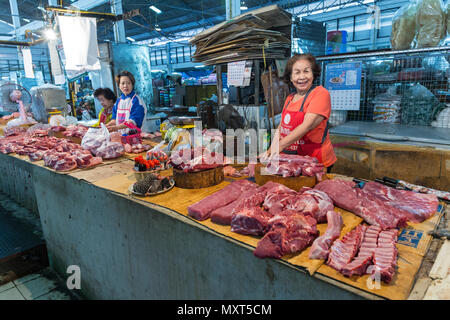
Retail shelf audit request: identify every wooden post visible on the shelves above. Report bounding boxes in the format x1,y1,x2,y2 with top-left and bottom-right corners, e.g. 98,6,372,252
254,60,260,104
216,64,223,105
268,65,276,129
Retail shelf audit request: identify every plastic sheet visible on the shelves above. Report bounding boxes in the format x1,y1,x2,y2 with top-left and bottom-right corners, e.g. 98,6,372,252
401,84,446,125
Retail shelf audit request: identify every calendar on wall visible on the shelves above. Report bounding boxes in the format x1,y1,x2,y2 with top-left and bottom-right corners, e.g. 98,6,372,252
325,62,362,111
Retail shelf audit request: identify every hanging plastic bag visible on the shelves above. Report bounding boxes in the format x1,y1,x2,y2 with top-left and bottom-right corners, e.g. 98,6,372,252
391,1,418,50
415,0,446,48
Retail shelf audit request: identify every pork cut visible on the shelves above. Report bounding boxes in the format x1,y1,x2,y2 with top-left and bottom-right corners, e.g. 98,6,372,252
230,207,273,236
210,183,260,225
286,188,334,223
187,179,255,221
371,229,398,283
327,225,367,272
314,179,408,230
340,225,381,277
309,210,343,260
362,181,438,223
262,183,297,215
253,211,318,259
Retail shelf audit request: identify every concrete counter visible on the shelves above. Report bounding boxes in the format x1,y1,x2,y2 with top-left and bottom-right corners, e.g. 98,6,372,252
0,153,368,299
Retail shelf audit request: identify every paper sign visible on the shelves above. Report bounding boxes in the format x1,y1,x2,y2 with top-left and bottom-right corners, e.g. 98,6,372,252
22,48,35,78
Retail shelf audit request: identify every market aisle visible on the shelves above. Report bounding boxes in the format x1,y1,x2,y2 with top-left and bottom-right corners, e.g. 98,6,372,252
0,191,81,300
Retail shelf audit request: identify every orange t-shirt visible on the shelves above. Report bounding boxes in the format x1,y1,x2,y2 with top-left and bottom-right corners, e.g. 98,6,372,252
284,86,337,167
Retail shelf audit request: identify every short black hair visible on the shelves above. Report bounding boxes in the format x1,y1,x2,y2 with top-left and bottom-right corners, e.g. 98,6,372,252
93,88,117,103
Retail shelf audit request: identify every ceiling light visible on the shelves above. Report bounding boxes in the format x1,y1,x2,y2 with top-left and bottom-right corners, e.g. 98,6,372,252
37,6,46,12
155,25,161,31
195,65,204,68
149,6,162,14
240,6,248,10
22,18,30,23
126,37,135,42
44,28,57,40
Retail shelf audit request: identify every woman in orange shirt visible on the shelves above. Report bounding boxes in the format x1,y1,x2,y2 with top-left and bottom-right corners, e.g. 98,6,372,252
265,53,337,172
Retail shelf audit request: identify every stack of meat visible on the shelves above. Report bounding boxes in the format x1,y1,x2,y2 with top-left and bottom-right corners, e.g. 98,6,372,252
62,125,89,138
0,133,102,171
314,179,438,229
187,179,342,259
123,143,151,154
261,154,325,181
169,147,224,172
327,225,398,283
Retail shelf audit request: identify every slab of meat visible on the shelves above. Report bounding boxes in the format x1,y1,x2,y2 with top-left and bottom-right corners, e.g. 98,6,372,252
371,229,398,284
230,207,273,236
315,179,407,230
362,182,438,223
240,163,256,177
253,211,319,259
263,183,297,215
187,179,255,221
50,126,66,132
327,225,367,272
286,188,334,223
309,211,343,260
63,125,88,138
340,225,381,277
210,183,260,225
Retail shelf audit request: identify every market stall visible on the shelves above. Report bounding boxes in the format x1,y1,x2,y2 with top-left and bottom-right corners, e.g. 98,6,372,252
0,121,448,299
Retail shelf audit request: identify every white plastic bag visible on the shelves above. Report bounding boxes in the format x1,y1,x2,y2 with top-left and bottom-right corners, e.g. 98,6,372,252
81,123,110,154
431,107,450,127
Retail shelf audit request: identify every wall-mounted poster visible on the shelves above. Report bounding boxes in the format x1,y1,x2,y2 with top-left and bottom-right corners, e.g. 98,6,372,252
325,62,362,111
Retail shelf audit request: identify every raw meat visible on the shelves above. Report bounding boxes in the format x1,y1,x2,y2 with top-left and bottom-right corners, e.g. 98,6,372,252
223,165,242,177
362,181,438,223
63,125,88,138
94,142,124,159
262,154,325,180
263,183,297,215
309,211,343,260
230,207,272,236
286,188,334,223
315,179,407,230
254,211,319,259
240,163,256,177
340,225,381,277
170,147,223,172
327,225,367,272
371,229,398,283
123,143,151,154
210,184,260,225
187,179,254,221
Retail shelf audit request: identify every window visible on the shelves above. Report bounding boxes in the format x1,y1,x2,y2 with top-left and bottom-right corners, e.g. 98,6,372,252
325,20,337,33
354,14,371,41
338,17,354,42
378,8,398,38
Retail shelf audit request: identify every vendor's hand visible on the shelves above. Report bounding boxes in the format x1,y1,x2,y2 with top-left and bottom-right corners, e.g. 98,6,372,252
108,125,118,132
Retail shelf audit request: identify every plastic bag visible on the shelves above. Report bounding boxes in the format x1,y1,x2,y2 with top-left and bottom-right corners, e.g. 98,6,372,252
431,106,450,127
81,123,110,154
372,86,402,123
391,2,418,50
415,0,446,48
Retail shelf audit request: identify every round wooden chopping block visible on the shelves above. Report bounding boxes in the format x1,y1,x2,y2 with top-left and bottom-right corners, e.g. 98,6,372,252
173,167,224,189
254,163,324,191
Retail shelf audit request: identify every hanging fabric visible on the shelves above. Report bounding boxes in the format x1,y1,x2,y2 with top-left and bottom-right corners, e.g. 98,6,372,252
57,15,101,72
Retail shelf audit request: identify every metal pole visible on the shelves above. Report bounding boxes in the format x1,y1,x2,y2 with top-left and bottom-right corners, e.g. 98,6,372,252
111,0,126,43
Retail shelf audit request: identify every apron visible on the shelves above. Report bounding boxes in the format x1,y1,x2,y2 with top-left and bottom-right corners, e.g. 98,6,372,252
279,85,329,163
116,94,136,135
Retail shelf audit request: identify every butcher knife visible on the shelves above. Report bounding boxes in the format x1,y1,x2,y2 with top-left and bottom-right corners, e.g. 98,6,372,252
428,229,450,239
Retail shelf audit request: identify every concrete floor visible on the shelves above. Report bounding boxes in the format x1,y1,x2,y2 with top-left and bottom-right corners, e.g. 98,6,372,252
0,191,81,300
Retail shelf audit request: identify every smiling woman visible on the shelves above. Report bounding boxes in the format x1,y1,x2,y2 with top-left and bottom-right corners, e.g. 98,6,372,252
264,53,337,172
